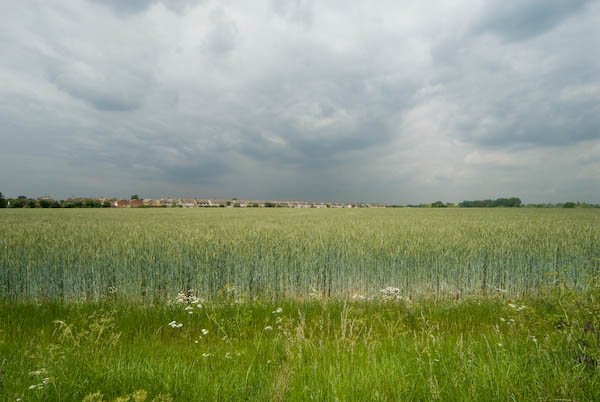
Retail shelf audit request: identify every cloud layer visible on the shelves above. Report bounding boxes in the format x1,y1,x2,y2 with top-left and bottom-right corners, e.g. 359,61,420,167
1,0,599,203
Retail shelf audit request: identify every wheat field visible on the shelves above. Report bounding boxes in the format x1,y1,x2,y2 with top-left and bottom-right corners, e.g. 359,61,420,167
1,208,598,301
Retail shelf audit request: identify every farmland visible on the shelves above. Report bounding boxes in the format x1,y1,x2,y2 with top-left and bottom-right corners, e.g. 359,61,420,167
1,208,599,301
1,208,600,401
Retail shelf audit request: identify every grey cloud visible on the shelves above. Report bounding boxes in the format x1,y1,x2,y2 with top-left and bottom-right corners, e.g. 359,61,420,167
49,61,150,111
204,8,239,55
453,86,600,148
271,0,314,27
92,0,202,15
475,0,590,41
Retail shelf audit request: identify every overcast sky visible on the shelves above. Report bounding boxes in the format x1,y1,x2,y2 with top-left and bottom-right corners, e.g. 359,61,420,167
1,0,599,203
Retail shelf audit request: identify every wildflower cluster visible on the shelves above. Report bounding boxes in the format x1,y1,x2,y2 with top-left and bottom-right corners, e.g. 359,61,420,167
28,369,52,391
380,286,408,301
172,289,204,322
168,321,183,328
508,303,527,312
499,303,527,325
175,289,204,306
192,328,209,344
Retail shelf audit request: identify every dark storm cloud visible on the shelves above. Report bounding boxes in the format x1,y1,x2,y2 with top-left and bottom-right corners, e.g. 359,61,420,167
0,1,599,203
475,0,590,41
92,0,203,15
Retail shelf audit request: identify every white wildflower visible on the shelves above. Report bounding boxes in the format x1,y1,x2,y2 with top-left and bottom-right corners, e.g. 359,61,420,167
29,368,48,376
508,303,517,309
499,317,506,322
202,353,211,358
202,328,209,335
264,326,273,331
380,286,402,301
272,307,283,314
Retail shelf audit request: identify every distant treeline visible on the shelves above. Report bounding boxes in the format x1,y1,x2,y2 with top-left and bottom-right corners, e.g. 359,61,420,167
392,198,599,208
459,197,522,208
0,194,110,209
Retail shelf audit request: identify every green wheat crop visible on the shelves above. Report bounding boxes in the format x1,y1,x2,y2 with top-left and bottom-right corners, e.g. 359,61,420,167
1,208,598,301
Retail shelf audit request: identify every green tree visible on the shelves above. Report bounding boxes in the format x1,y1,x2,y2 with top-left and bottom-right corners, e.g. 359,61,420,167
9,198,25,208
131,195,139,200
39,199,52,208
84,199,100,208
0,192,6,208
563,202,576,208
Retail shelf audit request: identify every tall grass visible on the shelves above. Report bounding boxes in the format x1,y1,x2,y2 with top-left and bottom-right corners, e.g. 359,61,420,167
2,288,600,401
1,208,598,301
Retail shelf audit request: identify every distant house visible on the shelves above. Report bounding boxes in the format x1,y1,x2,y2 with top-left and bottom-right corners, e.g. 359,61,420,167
142,199,155,207
180,199,197,208
116,200,129,208
196,199,212,207
129,199,143,208
246,200,265,207
165,198,179,207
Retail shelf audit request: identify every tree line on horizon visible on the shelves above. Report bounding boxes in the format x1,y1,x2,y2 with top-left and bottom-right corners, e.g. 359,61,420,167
0,193,598,209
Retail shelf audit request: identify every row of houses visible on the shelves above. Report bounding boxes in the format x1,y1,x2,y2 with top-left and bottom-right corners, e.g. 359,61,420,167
6,196,385,208
112,198,386,208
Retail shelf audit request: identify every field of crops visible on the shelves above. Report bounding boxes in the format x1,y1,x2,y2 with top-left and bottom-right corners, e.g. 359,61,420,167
1,208,599,301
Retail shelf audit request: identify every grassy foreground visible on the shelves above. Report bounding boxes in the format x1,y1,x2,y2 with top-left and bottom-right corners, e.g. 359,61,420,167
2,287,600,401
